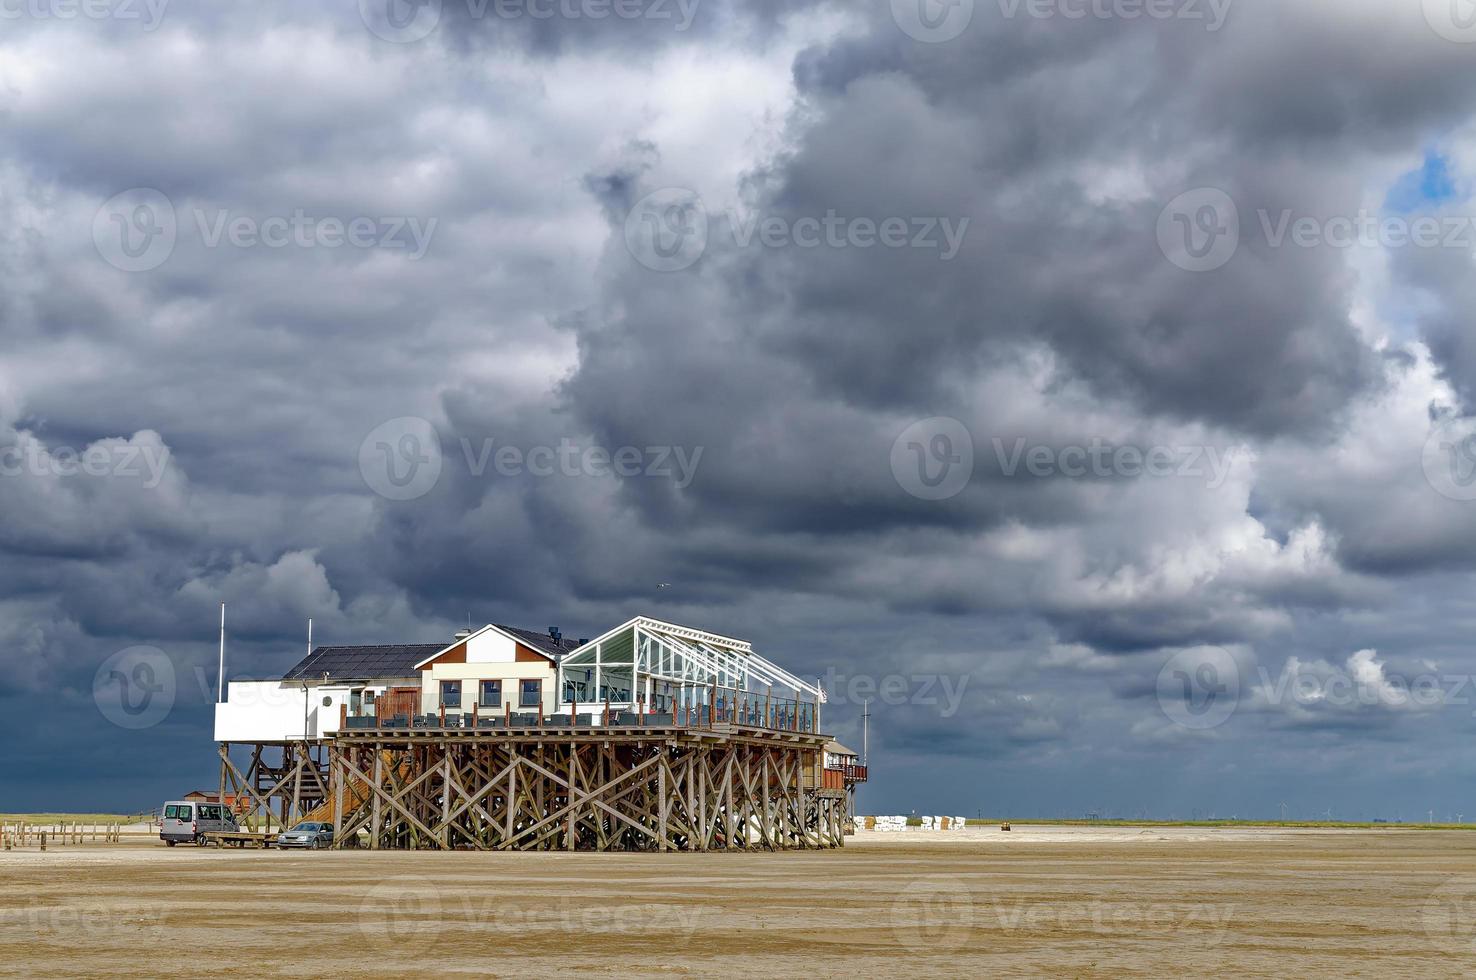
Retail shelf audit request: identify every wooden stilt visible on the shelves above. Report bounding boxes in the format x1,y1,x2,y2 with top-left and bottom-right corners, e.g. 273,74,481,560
317,725,838,852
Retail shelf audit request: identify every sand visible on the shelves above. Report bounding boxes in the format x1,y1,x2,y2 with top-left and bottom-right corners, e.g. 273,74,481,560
2,824,1474,977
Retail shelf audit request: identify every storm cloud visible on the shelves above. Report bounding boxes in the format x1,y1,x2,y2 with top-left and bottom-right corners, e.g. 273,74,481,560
3,0,1476,819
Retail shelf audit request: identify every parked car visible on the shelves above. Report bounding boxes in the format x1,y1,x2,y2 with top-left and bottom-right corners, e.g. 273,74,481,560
160,800,238,846
276,821,334,849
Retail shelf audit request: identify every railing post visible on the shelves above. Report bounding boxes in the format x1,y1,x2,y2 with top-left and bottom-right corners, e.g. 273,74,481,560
439,703,445,727
339,703,347,729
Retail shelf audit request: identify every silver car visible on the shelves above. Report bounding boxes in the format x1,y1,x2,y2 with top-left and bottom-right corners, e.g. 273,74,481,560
276,821,334,849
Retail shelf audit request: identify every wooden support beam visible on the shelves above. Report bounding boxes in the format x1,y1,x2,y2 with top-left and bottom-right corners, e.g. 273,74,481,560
315,728,837,852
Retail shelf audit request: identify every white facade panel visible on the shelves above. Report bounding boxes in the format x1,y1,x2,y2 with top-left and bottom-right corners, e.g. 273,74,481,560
465,630,516,664
213,680,402,741
213,681,309,741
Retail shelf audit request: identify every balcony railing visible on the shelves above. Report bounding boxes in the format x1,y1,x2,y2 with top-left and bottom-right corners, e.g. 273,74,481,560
822,763,867,785
338,683,820,734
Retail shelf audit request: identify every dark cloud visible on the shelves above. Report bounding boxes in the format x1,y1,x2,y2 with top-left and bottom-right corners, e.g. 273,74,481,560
4,0,1476,819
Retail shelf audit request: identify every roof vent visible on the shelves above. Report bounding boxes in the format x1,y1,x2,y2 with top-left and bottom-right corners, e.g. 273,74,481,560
454,628,472,641
578,638,590,646
548,626,562,641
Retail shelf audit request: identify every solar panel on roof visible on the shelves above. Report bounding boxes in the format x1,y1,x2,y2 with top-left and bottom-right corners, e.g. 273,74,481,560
281,642,439,680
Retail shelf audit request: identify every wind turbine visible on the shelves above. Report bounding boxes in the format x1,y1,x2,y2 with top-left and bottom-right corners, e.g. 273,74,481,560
1279,801,1288,821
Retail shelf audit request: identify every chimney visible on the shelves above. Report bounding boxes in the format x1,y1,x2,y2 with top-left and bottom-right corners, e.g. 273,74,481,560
454,628,472,641
548,626,562,642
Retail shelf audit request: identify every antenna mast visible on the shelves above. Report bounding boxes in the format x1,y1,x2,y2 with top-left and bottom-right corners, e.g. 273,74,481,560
217,603,226,703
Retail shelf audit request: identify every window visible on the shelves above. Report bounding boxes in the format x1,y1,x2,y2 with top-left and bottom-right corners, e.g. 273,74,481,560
165,804,190,820
440,679,461,709
199,805,220,820
519,679,542,707
480,679,502,708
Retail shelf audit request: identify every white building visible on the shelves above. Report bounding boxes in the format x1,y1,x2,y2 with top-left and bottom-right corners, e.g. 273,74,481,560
213,623,578,741
214,616,825,741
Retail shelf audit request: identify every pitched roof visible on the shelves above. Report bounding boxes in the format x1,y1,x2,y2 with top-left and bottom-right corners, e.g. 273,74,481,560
281,643,443,681
280,625,584,681
411,623,585,669
494,624,582,660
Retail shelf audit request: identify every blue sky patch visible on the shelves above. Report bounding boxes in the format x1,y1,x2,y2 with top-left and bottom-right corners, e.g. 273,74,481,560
1385,151,1460,213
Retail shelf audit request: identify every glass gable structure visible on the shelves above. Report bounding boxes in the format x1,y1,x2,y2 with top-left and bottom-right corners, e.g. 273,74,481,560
557,618,825,728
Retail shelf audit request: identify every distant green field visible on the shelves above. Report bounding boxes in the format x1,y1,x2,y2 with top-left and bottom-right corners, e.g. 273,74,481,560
0,813,138,824
884,817,1476,830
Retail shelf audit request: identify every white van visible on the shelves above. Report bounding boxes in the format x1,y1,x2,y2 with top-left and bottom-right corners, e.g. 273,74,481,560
160,800,238,846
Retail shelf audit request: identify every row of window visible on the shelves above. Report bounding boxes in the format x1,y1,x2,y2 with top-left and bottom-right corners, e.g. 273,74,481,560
164,803,225,821
439,678,542,709
562,682,634,703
